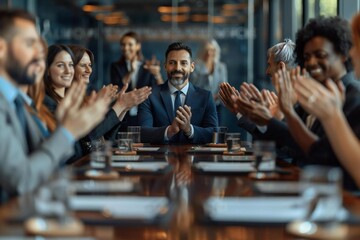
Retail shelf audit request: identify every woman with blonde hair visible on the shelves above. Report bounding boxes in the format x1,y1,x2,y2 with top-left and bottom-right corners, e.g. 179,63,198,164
191,39,228,124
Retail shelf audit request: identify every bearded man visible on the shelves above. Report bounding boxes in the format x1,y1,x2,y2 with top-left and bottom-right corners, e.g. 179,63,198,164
138,42,218,144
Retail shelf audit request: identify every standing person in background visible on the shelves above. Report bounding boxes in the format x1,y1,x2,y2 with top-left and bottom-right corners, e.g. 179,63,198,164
191,39,228,124
110,31,163,127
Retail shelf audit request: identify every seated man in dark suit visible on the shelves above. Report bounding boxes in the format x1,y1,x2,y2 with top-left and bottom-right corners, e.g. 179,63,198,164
138,42,218,144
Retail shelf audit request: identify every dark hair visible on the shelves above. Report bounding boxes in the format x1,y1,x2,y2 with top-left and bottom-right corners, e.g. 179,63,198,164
165,42,192,60
295,16,353,71
119,31,143,61
68,44,94,66
0,9,36,40
44,44,75,103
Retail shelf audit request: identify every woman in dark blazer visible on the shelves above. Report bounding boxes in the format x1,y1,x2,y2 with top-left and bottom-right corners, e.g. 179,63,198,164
110,31,163,127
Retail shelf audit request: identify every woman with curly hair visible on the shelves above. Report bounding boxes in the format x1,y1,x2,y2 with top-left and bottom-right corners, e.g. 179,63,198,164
293,13,360,188
272,16,360,191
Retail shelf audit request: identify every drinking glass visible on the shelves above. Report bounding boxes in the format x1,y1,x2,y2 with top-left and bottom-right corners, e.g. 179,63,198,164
127,126,141,143
212,127,228,144
249,141,277,179
301,166,342,222
116,132,133,154
225,133,241,152
286,166,345,238
90,140,112,171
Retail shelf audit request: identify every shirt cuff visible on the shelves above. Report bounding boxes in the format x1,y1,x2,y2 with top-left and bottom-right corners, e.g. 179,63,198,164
58,126,75,144
236,113,243,120
186,125,194,139
164,126,170,141
256,125,268,133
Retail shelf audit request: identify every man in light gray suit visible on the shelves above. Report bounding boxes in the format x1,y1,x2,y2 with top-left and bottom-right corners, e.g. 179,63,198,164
0,9,110,199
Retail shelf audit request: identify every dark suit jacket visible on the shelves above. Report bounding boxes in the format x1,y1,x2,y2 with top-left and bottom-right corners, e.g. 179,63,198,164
138,81,218,144
110,60,157,91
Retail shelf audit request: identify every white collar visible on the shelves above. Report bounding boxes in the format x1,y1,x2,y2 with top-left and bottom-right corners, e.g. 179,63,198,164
168,81,189,95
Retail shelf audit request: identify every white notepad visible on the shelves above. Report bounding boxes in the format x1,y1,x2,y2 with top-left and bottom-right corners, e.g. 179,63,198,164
69,196,169,219
194,162,273,172
204,197,348,222
72,180,135,193
91,162,168,171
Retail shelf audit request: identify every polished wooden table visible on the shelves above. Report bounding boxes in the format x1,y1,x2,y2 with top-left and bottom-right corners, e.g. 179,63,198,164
1,145,360,240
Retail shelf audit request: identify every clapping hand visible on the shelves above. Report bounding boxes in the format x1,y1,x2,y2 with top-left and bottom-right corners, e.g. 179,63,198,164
219,82,240,114
144,55,163,84
56,81,111,139
274,66,299,116
175,105,192,135
294,73,345,121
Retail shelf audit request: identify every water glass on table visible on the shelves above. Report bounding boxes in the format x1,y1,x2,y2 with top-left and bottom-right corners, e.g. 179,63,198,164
116,132,134,154
225,133,241,153
301,166,342,221
212,127,228,144
127,126,141,146
249,140,277,179
90,140,113,171
286,166,345,239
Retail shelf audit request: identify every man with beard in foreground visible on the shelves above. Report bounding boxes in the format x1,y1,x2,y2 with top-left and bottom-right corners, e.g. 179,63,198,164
138,42,218,144
0,9,110,200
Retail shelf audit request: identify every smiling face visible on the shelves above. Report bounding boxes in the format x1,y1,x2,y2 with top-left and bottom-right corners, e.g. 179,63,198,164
48,50,74,88
74,52,92,84
303,36,346,82
165,49,195,89
120,36,140,61
3,18,40,85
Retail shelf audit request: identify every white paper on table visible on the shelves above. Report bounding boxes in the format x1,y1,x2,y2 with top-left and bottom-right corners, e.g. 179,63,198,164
221,155,255,161
254,182,337,194
135,147,160,151
92,162,168,171
204,197,348,222
191,147,227,152
255,181,303,194
72,180,134,193
112,155,140,161
195,162,273,172
69,196,169,219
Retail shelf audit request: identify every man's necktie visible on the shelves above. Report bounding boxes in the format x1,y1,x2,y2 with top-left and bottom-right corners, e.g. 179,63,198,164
14,95,28,133
174,90,182,116
14,94,31,148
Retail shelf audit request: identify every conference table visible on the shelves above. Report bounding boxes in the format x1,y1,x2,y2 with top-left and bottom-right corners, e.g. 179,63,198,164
1,144,360,239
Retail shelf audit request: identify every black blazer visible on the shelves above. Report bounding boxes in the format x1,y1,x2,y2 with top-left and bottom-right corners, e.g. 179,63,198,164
110,59,157,91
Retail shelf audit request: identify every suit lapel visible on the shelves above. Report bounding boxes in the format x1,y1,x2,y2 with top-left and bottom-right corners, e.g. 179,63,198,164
0,92,29,152
160,83,174,122
184,83,199,112
24,109,43,152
